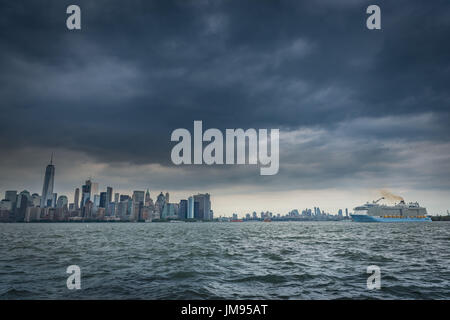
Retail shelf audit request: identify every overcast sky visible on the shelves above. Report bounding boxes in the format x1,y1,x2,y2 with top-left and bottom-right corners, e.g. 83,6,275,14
1,0,449,216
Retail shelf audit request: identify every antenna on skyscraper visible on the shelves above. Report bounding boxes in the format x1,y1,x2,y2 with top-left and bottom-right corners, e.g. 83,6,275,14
50,152,54,165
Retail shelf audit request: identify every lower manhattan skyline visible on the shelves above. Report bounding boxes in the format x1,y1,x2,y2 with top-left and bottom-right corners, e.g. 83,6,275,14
1,153,449,217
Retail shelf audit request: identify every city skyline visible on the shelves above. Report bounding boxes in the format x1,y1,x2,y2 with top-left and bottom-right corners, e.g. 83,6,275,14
0,156,448,219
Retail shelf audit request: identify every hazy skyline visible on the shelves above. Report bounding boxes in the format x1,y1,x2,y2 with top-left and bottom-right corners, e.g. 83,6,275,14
1,1,450,216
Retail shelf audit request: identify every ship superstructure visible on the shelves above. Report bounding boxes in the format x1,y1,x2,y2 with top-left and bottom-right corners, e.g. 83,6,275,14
351,197,431,222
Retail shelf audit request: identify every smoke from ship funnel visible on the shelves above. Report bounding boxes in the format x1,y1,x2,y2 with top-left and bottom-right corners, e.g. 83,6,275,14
379,190,404,202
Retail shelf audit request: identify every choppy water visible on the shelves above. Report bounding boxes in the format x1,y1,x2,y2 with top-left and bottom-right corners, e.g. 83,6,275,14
0,221,449,299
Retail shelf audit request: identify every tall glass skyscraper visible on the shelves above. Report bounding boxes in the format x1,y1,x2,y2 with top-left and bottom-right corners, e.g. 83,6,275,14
74,188,80,209
187,196,194,219
40,155,55,208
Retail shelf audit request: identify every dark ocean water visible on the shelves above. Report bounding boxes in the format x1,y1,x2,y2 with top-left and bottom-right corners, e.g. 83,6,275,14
0,221,449,299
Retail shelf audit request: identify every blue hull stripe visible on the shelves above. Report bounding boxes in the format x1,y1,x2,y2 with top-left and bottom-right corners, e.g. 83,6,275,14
350,214,432,222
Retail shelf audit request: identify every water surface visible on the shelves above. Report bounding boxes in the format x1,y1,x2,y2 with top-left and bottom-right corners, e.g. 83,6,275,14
0,221,449,299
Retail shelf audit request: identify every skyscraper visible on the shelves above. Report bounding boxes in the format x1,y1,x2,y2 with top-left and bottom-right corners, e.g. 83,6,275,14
114,192,120,216
81,180,91,207
74,188,80,209
106,187,113,210
179,199,187,220
57,195,68,208
187,196,194,219
132,191,145,221
52,193,57,207
99,192,107,208
5,191,17,208
80,179,98,207
40,155,55,208
91,182,99,200
145,189,151,206
193,193,211,220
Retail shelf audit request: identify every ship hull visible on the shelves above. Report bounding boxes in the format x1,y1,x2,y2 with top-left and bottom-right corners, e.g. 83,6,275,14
351,214,432,222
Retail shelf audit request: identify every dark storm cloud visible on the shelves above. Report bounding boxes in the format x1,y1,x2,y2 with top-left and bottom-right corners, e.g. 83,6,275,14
0,0,450,191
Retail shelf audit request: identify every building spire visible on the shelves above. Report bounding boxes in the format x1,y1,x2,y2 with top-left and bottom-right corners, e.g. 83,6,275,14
50,152,53,165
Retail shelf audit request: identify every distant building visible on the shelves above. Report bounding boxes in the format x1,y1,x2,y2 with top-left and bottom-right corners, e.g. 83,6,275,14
81,180,92,207
193,193,212,220
179,199,188,220
93,194,100,207
132,191,145,221
0,199,13,211
187,196,194,219
99,192,107,208
57,195,68,208
52,193,57,207
120,194,130,202
74,188,80,209
5,191,17,208
161,203,177,219
145,189,152,206
16,192,29,221
40,155,55,208
106,187,113,210
194,201,200,219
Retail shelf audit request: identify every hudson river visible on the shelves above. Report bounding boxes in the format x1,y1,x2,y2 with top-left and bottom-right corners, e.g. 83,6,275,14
0,222,449,299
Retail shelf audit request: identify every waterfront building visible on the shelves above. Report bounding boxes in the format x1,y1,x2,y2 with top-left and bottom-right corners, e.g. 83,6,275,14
93,194,100,207
5,190,17,204
57,195,68,208
25,207,42,222
16,192,29,221
81,180,92,207
194,201,199,219
52,193,57,207
99,192,107,208
161,203,177,219
156,192,166,211
74,188,80,209
106,187,113,209
120,194,130,202
179,199,187,220
40,155,55,208
107,202,116,216
17,190,31,208
31,193,41,207
0,199,13,211
132,190,145,221
187,196,194,219
193,193,212,220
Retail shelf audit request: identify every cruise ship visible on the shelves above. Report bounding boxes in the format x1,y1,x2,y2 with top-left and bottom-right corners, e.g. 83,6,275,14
351,197,431,222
